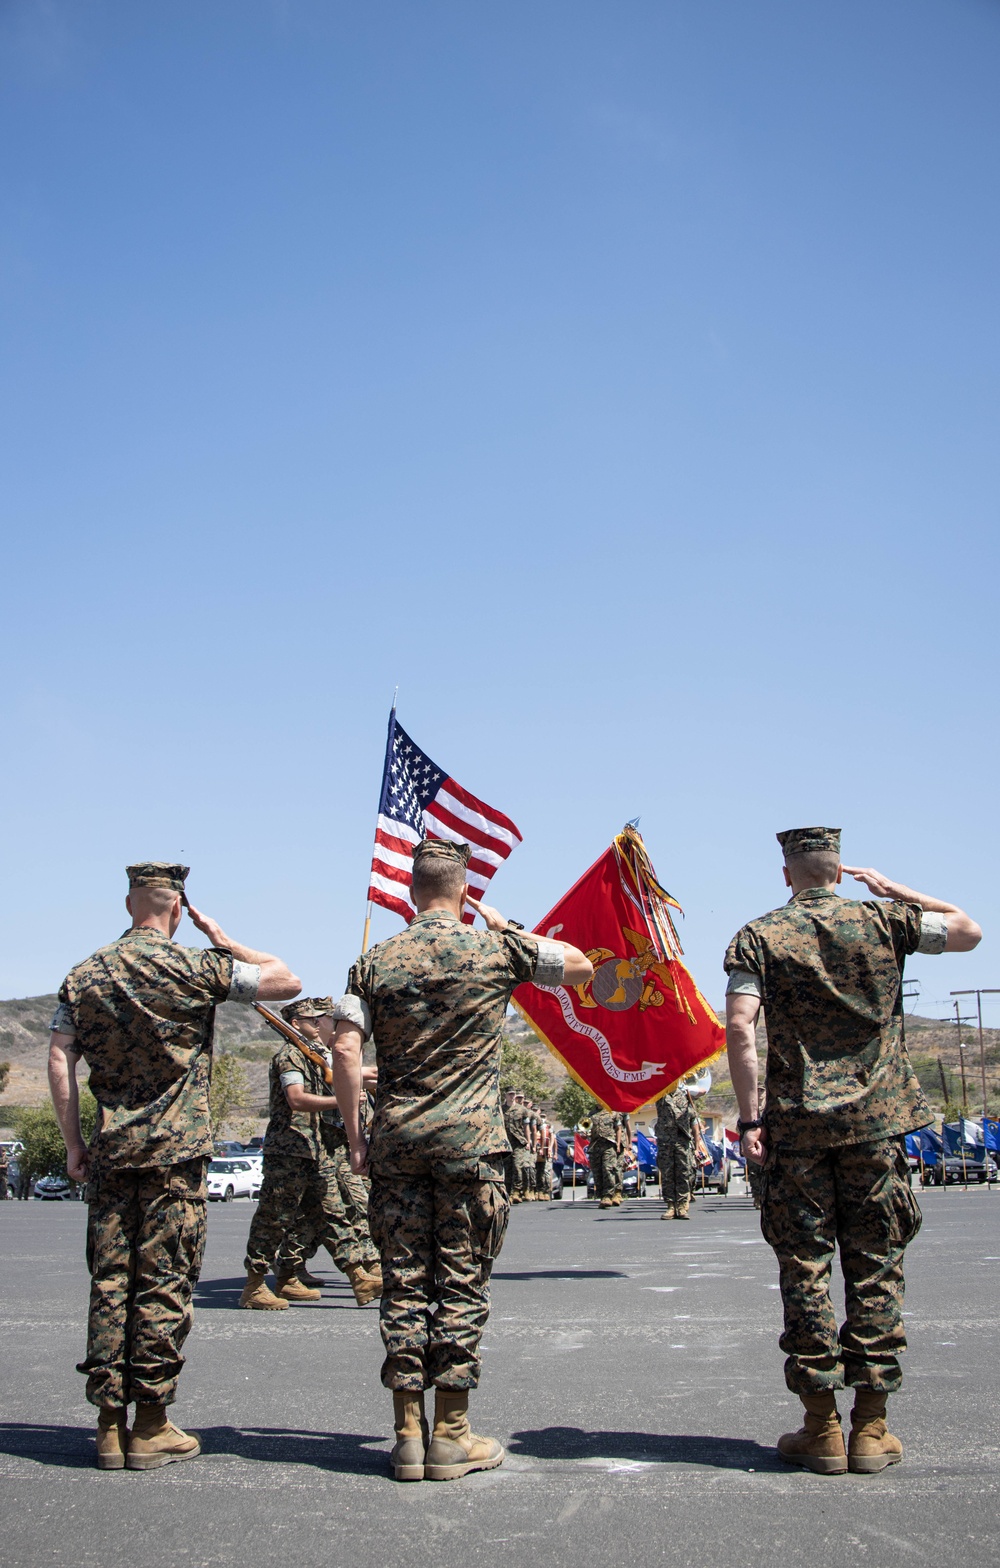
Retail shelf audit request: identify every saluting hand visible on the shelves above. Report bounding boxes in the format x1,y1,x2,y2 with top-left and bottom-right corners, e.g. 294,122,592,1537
465,895,508,932
185,902,229,947
842,867,898,899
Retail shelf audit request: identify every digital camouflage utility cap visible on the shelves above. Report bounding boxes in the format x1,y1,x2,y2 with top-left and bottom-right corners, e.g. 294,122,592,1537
776,827,842,858
126,862,190,892
412,837,472,868
281,996,334,1022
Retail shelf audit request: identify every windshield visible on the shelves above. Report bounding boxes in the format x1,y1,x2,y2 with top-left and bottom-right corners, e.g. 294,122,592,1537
209,1160,236,1174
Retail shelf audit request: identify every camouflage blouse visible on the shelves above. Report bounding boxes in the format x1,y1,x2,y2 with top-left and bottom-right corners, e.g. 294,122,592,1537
724,889,933,1148
262,1040,328,1161
341,911,544,1177
589,1109,619,1143
503,1103,528,1148
56,928,234,1168
655,1089,694,1141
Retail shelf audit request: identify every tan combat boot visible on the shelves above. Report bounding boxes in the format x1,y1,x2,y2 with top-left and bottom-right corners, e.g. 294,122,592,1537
424,1390,504,1481
660,1206,675,1220
345,1262,381,1306
240,1270,289,1310
777,1391,848,1475
599,1197,614,1209
675,1201,691,1220
390,1391,428,1482
361,1259,383,1291
297,1264,324,1286
126,1404,201,1471
611,1194,623,1206
95,1407,128,1471
511,1193,522,1204
274,1271,321,1303
849,1389,903,1474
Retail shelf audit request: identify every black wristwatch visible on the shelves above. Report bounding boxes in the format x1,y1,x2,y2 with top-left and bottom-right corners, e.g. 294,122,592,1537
506,919,525,930
736,1118,763,1137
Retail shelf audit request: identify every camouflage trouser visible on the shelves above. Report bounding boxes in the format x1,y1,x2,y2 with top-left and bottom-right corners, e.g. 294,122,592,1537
761,1137,922,1395
245,1149,365,1275
79,1157,208,1409
589,1137,618,1199
535,1159,552,1199
279,1135,377,1272
746,1158,764,1203
367,1157,510,1390
658,1135,693,1207
502,1151,517,1195
512,1146,534,1197
0,1170,7,1200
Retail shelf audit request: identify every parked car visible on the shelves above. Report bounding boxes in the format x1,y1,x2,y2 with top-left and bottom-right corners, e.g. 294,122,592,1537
691,1138,732,1196
33,1173,80,1201
586,1164,647,1199
207,1158,262,1202
213,1140,247,1157
920,1154,996,1186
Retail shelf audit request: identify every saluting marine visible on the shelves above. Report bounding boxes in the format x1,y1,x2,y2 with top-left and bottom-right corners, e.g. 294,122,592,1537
330,838,592,1482
47,863,299,1470
587,1107,620,1209
726,826,981,1475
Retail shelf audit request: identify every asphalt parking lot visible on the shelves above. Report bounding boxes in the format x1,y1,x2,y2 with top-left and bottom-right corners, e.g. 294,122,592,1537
1,1184,996,1568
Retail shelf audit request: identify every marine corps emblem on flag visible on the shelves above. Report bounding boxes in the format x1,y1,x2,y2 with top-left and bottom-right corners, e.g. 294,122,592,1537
514,825,724,1113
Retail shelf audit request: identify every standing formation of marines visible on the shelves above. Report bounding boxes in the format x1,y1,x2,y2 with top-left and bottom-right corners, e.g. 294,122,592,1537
46,824,981,1483
502,1090,555,1201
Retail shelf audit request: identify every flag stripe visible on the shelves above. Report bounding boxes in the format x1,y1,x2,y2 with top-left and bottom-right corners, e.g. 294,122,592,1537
442,777,522,839
435,781,522,849
425,799,516,859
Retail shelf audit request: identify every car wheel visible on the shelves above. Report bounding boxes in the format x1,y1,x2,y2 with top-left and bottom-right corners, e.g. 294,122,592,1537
224,1186,234,1203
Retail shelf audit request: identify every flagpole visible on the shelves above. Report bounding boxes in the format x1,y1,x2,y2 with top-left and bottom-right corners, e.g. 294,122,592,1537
362,692,399,954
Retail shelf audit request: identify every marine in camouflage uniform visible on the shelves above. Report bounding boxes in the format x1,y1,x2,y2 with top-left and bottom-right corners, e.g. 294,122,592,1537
0,1145,8,1201
655,1088,695,1218
587,1108,620,1208
501,1090,520,1199
508,1093,534,1202
46,862,298,1470
725,825,979,1475
244,998,380,1307
330,837,590,1482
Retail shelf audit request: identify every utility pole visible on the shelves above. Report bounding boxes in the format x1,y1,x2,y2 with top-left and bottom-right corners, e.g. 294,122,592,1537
951,1000,974,1111
950,989,1000,1117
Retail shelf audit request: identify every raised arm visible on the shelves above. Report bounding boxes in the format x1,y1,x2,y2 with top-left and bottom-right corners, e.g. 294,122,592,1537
47,1034,90,1182
841,869,982,952
466,896,594,986
185,904,301,997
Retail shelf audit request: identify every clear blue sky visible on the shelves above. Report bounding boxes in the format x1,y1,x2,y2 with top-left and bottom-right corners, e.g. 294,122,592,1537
2,1,997,1026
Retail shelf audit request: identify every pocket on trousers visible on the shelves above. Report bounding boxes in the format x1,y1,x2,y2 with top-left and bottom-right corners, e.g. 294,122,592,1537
891,1144,922,1247
758,1154,777,1247
470,1181,510,1263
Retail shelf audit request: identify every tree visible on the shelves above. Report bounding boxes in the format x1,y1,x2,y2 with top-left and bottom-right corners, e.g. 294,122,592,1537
209,1052,252,1136
0,1060,9,1094
552,1075,599,1130
12,1091,97,1182
499,1038,550,1102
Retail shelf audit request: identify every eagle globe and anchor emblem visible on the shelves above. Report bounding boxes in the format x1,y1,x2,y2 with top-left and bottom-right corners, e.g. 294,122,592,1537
538,923,697,1086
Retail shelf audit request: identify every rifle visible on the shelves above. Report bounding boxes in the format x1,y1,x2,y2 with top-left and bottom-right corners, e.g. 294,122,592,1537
253,1001,334,1089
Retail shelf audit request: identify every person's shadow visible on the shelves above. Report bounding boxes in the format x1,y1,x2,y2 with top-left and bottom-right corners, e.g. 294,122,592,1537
0,1423,386,1475
509,1426,784,1472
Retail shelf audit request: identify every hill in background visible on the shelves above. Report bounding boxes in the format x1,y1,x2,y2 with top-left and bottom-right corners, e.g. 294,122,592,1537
3,991,998,1135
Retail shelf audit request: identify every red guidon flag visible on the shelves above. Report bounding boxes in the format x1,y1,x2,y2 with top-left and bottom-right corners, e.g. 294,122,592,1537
514,825,724,1114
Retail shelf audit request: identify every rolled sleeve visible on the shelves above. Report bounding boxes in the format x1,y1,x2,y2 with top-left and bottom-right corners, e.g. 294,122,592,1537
279,1069,305,1090
533,938,566,987
331,993,372,1040
916,912,948,955
49,1000,77,1039
227,960,261,1004
725,969,763,999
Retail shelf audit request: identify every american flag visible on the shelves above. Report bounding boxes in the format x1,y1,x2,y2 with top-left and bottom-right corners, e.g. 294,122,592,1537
368,712,522,924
